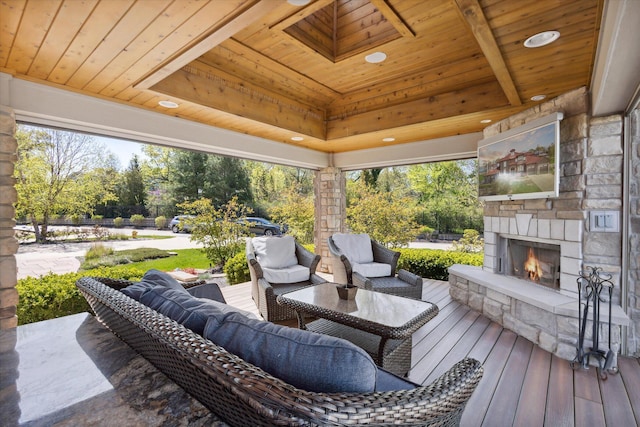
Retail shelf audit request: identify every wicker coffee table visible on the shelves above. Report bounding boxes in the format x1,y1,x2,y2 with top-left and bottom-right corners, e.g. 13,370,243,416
277,283,439,376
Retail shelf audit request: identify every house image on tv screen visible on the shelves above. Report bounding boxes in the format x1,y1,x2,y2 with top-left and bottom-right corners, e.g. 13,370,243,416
478,118,559,201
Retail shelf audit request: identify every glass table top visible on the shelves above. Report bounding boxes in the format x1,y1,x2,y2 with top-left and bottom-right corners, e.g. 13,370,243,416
279,283,436,328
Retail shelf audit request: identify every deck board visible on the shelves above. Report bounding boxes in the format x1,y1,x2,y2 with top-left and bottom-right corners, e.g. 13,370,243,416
221,279,640,426
513,344,551,427
482,336,533,427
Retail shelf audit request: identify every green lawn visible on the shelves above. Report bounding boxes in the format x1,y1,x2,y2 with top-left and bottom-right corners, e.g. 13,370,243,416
126,248,211,271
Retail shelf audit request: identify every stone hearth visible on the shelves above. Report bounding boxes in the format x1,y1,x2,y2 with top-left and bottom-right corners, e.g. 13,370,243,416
449,264,629,360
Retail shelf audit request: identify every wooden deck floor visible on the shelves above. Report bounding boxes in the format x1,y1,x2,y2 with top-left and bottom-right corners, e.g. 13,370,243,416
221,280,640,427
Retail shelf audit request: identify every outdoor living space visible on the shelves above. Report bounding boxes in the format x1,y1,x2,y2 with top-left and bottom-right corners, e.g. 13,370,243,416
3,279,640,426
2,0,640,425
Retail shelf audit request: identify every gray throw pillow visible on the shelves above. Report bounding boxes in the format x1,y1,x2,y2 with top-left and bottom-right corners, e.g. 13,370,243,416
139,286,251,335
203,312,377,393
121,269,188,300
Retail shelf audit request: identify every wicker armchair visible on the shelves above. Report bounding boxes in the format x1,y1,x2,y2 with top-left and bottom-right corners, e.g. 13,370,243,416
328,233,424,299
76,276,484,426
246,236,326,321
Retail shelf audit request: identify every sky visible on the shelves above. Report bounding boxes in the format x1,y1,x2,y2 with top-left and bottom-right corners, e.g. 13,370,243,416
95,135,147,170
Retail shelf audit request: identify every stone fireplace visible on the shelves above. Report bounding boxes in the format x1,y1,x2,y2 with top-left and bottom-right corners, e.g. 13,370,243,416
448,88,630,361
499,236,560,290
487,215,581,295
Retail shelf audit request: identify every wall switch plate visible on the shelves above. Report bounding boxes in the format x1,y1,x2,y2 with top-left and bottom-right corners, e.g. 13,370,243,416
589,211,619,232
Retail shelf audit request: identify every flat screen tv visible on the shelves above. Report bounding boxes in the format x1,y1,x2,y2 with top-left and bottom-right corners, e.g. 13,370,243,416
478,112,563,201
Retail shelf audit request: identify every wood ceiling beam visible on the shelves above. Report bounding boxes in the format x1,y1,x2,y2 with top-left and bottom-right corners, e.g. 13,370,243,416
368,0,415,38
270,0,335,31
452,0,521,106
135,0,279,90
150,67,326,139
326,80,509,139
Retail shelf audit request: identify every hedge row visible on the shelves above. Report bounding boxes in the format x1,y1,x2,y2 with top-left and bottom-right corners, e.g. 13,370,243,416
16,266,145,325
225,246,483,285
397,249,483,281
16,248,483,325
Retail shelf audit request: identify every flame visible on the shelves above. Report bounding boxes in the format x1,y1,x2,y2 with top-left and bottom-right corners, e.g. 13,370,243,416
524,248,542,281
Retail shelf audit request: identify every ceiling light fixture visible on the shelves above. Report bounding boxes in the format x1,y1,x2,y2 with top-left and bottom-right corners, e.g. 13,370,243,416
291,136,304,141
524,31,560,48
365,52,387,64
531,94,546,101
158,100,179,108
287,0,310,5
480,119,492,124
382,137,395,142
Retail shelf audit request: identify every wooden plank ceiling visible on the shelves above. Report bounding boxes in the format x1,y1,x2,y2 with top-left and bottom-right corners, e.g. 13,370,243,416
0,0,603,154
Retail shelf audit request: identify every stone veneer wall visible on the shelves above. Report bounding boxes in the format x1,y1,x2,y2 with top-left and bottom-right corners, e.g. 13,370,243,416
449,87,630,359
0,106,18,329
481,87,624,296
314,167,346,273
626,105,640,356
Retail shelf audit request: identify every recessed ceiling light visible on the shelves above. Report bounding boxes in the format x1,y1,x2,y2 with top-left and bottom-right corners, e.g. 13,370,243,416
365,52,387,64
287,0,310,5
531,94,546,101
291,136,304,141
382,137,395,142
480,119,492,124
524,31,560,48
158,100,179,108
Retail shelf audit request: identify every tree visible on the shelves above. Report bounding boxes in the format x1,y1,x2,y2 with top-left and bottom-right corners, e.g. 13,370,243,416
116,155,147,216
14,126,116,242
407,160,482,233
178,197,252,267
269,188,315,244
141,145,177,217
346,182,419,248
170,151,253,208
170,151,209,203
208,156,253,206
248,162,313,217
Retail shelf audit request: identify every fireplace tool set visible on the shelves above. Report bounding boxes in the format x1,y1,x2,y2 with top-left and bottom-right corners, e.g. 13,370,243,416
571,266,618,379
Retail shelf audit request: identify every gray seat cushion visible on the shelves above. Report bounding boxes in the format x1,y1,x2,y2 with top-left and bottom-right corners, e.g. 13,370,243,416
375,368,418,391
203,312,377,393
139,286,253,335
121,269,188,300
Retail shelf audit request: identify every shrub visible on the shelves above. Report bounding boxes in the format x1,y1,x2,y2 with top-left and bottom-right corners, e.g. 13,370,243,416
80,247,170,270
155,215,167,230
67,213,82,225
113,217,124,228
91,214,104,224
451,229,484,253
130,214,145,228
397,248,483,281
91,225,110,240
85,243,114,260
224,251,251,285
179,197,252,267
16,266,145,325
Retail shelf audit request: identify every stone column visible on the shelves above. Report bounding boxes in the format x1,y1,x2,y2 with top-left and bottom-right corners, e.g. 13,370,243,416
314,167,346,273
0,106,18,329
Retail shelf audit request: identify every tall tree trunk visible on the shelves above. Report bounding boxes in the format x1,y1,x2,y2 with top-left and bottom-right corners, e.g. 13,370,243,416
39,221,49,244
30,216,42,243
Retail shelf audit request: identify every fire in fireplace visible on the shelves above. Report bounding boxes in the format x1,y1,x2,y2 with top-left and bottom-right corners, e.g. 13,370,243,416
501,239,561,289
524,248,543,281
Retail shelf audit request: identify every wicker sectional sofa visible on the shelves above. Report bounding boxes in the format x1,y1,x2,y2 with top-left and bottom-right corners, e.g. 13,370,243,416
76,273,483,426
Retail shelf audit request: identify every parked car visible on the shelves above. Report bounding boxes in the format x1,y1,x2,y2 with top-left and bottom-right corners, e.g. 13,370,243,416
169,215,195,233
240,217,284,236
